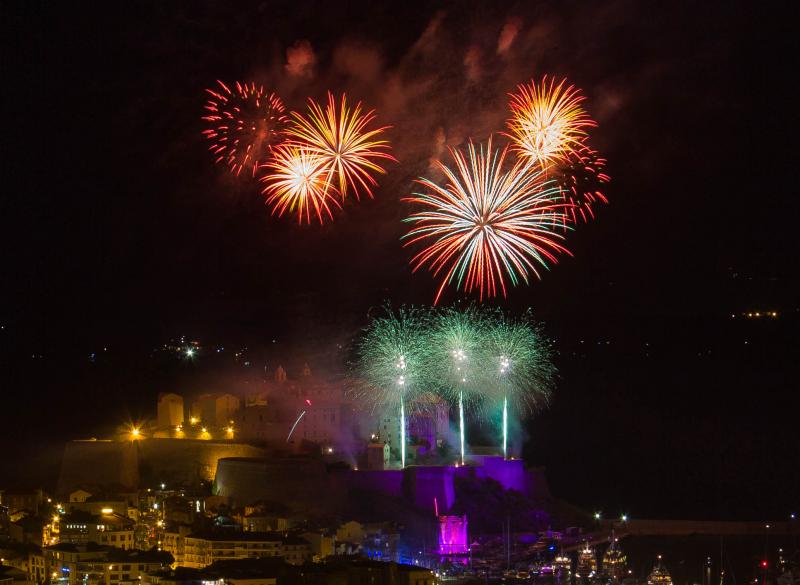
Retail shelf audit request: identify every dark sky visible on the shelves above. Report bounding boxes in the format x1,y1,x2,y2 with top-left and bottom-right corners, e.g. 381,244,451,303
2,1,798,520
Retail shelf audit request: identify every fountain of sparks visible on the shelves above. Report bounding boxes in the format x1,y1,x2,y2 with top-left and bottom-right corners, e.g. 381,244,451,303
397,355,407,468
452,348,467,466
500,356,510,459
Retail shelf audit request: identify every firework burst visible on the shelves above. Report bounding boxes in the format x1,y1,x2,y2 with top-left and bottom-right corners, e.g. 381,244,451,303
403,138,572,304
287,92,396,201
555,146,610,223
202,80,288,177
505,76,595,167
351,306,432,467
260,144,340,225
428,305,490,464
483,310,554,457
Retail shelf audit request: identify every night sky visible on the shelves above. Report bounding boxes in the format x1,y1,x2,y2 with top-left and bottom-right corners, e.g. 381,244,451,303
2,1,798,520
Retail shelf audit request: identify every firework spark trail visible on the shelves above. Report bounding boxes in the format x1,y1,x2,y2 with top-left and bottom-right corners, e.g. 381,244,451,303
403,138,572,304
287,92,397,201
260,144,340,224
505,76,596,167
555,146,611,224
286,410,306,442
202,80,288,177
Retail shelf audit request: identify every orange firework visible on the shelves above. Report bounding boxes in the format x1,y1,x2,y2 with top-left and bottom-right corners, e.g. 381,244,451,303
260,144,340,225
202,80,288,177
287,92,396,200
505,76,596,167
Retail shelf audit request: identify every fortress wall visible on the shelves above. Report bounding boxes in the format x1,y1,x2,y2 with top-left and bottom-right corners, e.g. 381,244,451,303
56,439,266,495
407,466,456,514
57,440,139,495
137,439,266,484
215,458,344,514
469,455,526,492
343,469,403,498
210,457,551,519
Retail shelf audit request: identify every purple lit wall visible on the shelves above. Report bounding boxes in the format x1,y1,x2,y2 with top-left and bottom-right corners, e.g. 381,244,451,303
409,466,456,512
438,514,468,554
469,455,526,492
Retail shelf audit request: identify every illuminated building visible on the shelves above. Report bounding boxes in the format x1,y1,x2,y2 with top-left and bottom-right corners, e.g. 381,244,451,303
575,542,597,579
68,489,93,504
40,543,171,585
647,556,673,585
161,525,192,566
300,530,335,561
366,442,391,470
373,394,450,463
602,536,627,581
194,394,240,428
438,515,468,555
0,489,46,515
157,393,185,430
234,405,284,443
59,511,135,550
180,532,310,568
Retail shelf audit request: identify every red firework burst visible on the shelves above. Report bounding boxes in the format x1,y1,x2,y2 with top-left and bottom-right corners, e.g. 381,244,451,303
202,80,288,177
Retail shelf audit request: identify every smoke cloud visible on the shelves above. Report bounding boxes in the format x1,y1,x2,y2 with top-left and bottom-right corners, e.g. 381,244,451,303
285,39,316,79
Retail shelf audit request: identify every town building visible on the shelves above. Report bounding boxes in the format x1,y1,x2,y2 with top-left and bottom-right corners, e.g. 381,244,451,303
193,395,240,429
0,491,46,516
178,532,309,569
39,543,171,585
157,394,184,430
59,512,135,550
